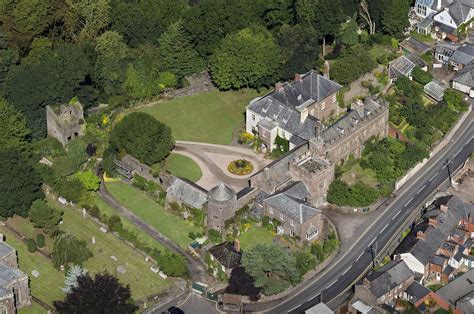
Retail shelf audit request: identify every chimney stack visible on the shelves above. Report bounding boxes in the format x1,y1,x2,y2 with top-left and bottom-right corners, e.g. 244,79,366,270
437,0,442,10
440,204,448,214
294,73,302,82
428,217,437,227
234,239,240,252
416,231,426,240
275,82,284,92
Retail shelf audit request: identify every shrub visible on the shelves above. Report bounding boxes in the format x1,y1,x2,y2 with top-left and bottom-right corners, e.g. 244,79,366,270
132,175,157,192
227,159,254,175
87,205,101,219
36,234,45,248
52,233,93,268
27,239,37,253
327,180,379,207
29,199,63,231
107,214,123,232
412,66,433,85
208,229,222,243
54,178,85,204
153,251,188,277
293,251,317,276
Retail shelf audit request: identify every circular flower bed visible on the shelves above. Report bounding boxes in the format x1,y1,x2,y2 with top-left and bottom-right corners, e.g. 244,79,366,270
227,159,254,176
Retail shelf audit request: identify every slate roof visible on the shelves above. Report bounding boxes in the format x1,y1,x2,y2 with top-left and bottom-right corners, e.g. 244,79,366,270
0,263,24,293
263,192,321,225
389,56,416,80
453,61,474,87
208,242,242,270
365,260,413,298
166,176,208,209
424,81,447,101
400,37,431,55
247,70,342,141
306,302,334,314
450,44,474,65
405,281,431,303
437,269,474,310
395,195,471,266
445,0,474,26
322,98,385,144
434,42,459,57
278,181,310,200
208,183,236,202
0,242,15,259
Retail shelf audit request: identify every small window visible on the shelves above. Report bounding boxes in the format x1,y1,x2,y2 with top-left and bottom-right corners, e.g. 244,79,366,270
282,131,286,138
290,229,294,237
252,114,256,121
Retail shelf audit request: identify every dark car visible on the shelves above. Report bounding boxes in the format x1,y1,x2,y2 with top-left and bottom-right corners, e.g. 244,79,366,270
166,306,185,314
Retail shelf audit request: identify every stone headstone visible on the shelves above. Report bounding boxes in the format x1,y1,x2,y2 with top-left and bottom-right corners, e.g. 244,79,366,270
150,266,159,273
31,270,40,278
145,256,149,262
92,236,96,245
58,197,67,205
116,265,126,274
82,208,86,218
110,255,118,262
99,226,107,233
159,271,168,279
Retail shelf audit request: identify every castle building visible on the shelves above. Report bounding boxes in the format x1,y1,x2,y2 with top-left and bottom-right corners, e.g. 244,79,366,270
206,183,238,235
46,99,85,146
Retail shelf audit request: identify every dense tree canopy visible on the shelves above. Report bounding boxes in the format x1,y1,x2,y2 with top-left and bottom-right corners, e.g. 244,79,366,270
0,150,43,218
0,98,30,152
227,266,261,301
110,112,174,165
29,199,63,231
52,232,93,268
54,272,138,313
209,26,282,89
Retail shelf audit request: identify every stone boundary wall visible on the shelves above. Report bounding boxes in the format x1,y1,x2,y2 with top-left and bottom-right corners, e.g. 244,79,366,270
164,71,215,99
395,105,472,190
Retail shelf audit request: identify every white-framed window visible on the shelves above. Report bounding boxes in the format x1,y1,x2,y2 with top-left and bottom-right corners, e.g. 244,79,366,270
306,229,319,241
252,114,256,121
290,229,295,237
280,213,284,221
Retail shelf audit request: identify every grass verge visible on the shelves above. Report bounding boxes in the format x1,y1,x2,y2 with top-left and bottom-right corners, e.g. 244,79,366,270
162,153,202,182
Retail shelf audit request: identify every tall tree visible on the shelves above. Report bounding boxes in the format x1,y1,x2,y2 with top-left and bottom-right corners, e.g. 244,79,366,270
54,273,138,313
64,0,111,42
29,199,63,231
261,0,295,31
52,232,93,268
0,98,30,152
381,0,410,35
209,26,282,89
227,266,261,301
241,244,301,295
158,20,205,80
0,150,43,218
110,112,174,166
340,18,359,46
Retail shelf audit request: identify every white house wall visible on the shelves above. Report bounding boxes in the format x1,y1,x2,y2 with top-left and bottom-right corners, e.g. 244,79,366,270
453,81,472,95
246,109,261,134
400,253,425,275
434,9,459,28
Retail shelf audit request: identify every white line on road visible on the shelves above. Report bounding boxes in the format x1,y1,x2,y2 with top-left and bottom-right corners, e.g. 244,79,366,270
342,266,352,276
417,185,426,194
356,252,364,261
392,210,401,220
455,149,462,157
404,197,414,208
380,223,389,234
289,305,300,312
429,172,438,181
327,279,338,289
307,294,320,302
442,164,447,169
369,238,376,246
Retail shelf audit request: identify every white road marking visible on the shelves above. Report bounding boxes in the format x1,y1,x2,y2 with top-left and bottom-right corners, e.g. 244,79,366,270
442,164,447,169
429,172,438,181
327,279,338,289
380,223,389,234
342,266,351,275
289,305,300,312
392,210,401,220
307,294,320,302
417,185,426,194
455,149,462,157
404,197,414,207
356,252,364,261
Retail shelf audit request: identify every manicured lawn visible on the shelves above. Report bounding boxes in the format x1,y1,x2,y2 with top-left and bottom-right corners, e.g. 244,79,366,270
93,195,167,252
106,181,203,248
162,153,202,182
237,225,274,251
341,164,378,187
6,216,54,252
18,301,48,314
58,203,172,301
0,227,65,306
138,89,264,144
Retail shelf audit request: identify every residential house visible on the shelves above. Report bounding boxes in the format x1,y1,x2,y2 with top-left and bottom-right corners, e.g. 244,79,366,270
400,37,431,56
262,182,326,244
246,70,342,151
436,269,474,313
388,56,416,83
208,241,242,277
0,239,31,312
449,43,474,70
395,195,473,283
452,60,474,96
401,281,449,311
352,260,414,308
434,42,460,64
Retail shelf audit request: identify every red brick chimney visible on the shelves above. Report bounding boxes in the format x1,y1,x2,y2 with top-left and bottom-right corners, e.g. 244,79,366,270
428,218,437,227
440,204,448,214
275,82,284,92
234,239,240,252
294,73,302,82
417,231,426,240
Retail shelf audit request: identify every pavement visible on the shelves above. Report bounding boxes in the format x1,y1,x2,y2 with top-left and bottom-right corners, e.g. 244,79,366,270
243,106,474,313
173,141,269,190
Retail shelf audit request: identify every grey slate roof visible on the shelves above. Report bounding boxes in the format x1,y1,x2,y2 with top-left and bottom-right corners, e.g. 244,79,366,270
405,281,431,303
450,44,474,65
446,0,474,26
248,70,342,141
0,242,14,259
453,61,474,87
263,192,321,225
437,269,474,310
0,262,24,291
322,98,385,144
365,260,413,298
305,302,334,314
279,181,310,200
389,56,416,80
208,242,241,270
166,176,208,209
395,195,471,266
400,37,431,55
208,183,236,202
424,81,447,101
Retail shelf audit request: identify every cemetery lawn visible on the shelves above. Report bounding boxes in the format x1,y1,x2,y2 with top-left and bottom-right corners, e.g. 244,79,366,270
93,195,168,252
237,225,274,250
138,89,264,145
162,153,202,182
18,301,47,314
106,181,203,248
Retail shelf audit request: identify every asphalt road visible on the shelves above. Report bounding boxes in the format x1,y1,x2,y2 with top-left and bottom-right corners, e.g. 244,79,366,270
245,109,474,313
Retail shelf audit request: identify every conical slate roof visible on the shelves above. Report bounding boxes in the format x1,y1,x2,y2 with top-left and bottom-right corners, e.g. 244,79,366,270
208,183,236,202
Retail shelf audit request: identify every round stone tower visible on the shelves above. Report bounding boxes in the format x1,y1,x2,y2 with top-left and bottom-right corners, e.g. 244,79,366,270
206,183,237,235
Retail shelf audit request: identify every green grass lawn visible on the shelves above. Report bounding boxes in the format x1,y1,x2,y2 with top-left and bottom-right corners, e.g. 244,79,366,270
6,216,54,252
106,181,202,248
58,203,172,301
138,89,264,144
162,153,202,182
18,301,48,314
93,195,167,252
341,164,378,187
237,225,274,251
0,227,65,306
